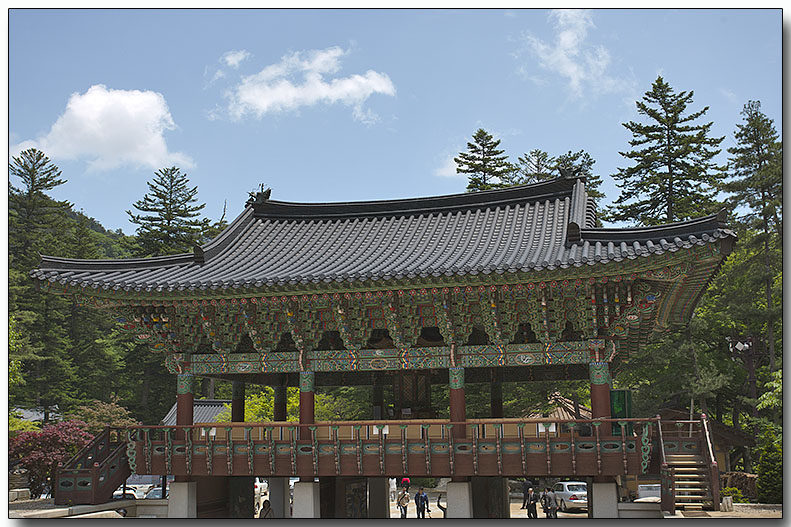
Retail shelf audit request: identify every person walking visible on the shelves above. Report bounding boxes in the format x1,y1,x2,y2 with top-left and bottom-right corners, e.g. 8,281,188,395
259,499,274,519
543,487,558,519
390,478,397,502
397,488,410,518
521,478,534,509
414,487,430,518
401,476,411,493
525,487,539,519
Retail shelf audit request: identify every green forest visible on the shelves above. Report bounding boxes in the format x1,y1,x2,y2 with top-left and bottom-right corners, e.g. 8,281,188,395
9,77,781,502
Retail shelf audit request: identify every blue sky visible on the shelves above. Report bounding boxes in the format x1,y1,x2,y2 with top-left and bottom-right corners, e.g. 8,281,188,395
8,8,783,233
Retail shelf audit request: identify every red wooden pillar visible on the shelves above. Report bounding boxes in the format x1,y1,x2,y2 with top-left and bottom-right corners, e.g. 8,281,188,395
299,371,315,438
299,371,315,482
589,361,612,419
175,374,195,483
449,367,467,482
449,367,466,438
231,381,245,422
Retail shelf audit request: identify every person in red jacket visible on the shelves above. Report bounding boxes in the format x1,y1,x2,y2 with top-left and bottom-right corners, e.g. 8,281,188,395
400,476,411,493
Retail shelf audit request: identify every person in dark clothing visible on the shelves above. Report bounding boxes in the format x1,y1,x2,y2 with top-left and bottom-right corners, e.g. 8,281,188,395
414,487,430,518
436,494,447,518
541,487,558,518
521,478,535,509
525,487,539,519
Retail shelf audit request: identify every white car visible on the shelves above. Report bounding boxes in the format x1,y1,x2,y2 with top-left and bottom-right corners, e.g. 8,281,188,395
635,484,661,503
552,481,587,511
112,489,138,500
144,486,168,499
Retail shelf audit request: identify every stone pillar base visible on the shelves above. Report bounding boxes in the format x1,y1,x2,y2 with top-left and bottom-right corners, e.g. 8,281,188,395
168,481,197,518
268,477,291,518
590,481,619,518
447,481,473,518
292,481,321,518
368,477,390,518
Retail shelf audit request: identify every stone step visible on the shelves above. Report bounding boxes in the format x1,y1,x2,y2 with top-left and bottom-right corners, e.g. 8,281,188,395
676,493,711,503
674,489,709,496
674,483,709,490
672,469,707,474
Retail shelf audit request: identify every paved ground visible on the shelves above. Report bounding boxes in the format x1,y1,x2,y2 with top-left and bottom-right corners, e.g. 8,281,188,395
388,497,588,519
11,496,781,519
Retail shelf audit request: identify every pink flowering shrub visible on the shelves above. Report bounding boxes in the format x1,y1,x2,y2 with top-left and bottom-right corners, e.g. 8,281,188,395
9,420,94,497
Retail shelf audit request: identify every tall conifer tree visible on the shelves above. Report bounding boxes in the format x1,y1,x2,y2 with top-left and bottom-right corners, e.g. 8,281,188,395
609,76,725,225
455,128,512,192
127,167,206,256
725,100,782,372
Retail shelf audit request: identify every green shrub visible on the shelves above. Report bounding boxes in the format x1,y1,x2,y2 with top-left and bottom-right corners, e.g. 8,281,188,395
721,487,748,503
409,477,439,489
756,432,782,504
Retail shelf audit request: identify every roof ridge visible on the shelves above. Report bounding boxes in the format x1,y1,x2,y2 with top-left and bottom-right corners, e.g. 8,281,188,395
249,178,577,219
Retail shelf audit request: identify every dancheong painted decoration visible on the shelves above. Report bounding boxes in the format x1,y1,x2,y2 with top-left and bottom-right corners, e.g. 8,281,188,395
32,176,734,377
36,175,734,514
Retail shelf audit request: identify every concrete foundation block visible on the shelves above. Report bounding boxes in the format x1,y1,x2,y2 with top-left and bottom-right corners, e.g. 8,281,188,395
590,482,619,518
447,481,473,518
292,481,320,518
168,481,197,518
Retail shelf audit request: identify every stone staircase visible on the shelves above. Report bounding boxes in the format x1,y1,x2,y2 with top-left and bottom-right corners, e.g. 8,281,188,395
664,453,713,510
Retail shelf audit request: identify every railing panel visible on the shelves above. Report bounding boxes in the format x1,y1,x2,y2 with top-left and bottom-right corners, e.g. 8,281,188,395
118,417,665,478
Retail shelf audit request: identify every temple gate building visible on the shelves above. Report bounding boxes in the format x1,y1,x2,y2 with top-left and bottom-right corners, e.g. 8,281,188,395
33,176,734,518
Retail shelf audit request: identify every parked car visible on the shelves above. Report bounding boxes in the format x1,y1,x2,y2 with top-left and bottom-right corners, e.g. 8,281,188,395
112,489,138,500
635,484,661,503
144,486,169,499
552,481,587,511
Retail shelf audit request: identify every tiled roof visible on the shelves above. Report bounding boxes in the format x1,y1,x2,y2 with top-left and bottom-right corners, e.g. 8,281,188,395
160,399,230,426
31,177,735,294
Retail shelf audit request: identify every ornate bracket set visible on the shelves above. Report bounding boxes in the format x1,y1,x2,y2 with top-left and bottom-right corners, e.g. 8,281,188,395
74,272,674,375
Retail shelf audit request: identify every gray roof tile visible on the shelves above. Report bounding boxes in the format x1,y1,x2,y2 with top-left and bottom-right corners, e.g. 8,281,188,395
32,177,735,294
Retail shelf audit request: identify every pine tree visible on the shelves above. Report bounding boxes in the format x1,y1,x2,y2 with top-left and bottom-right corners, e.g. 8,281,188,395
507,149,556,185
609,76,725,226
724,100,782,373
9,149,71,269
455,129,512,192
127,167,206,256
9,149,78,420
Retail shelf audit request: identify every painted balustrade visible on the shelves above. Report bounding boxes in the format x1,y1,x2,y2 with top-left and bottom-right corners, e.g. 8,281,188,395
121,417,659,478
700,414,720,511
54,427,130,505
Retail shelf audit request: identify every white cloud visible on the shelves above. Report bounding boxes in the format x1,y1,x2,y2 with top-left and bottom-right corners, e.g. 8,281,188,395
521,9,632,99
434,153,463,179
221,49,251,69
720,88,738,103
224,46,396,124
10,84,194,171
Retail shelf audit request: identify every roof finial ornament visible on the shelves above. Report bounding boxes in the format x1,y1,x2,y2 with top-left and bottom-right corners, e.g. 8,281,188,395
558,166,580,179
247,184,271,207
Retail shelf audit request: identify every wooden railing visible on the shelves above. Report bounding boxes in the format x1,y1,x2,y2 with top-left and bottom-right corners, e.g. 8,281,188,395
700,414,720,511
123,417,656,479
54,428,130,506
656,415,674,514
